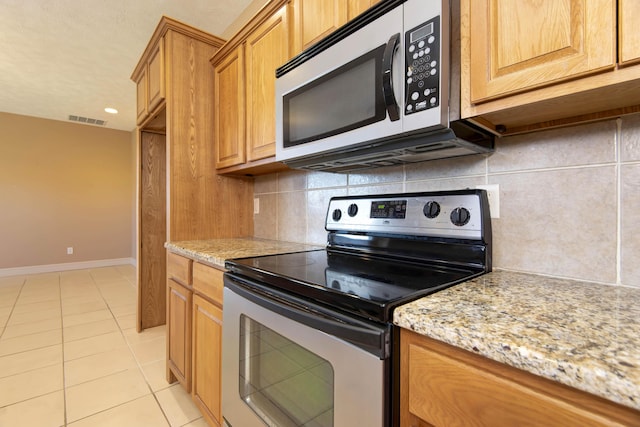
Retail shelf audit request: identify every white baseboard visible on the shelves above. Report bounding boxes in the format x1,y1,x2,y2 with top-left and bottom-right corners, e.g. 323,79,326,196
0,257,137,278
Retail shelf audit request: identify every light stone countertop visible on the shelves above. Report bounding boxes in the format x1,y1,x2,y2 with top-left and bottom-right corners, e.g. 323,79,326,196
394,270,640,411
165,237,322,269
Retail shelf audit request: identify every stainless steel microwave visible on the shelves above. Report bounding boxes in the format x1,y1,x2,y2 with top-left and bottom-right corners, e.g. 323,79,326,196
275,0,493,172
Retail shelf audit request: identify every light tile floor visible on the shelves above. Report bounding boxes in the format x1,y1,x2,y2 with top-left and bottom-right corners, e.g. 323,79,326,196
0,265,207,427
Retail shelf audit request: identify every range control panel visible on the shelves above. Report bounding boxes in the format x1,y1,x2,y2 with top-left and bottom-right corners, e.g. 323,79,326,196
404,16,440,115
326,191,487,240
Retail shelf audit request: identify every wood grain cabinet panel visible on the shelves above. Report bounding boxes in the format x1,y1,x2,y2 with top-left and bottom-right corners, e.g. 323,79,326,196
290,0,347,55
192,263,224,306
619,0,640,65
347,0,378,19
135,68,148,124
400,328,640,427
214,46,245,169
245,6,289,162
461,0,640,136
192,294,223,427
147,38,165,113
469,0,615,103
167,278,192,392
133,18,254,331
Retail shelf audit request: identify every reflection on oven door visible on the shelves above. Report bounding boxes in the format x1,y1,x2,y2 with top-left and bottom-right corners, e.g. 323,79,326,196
222,284,386,427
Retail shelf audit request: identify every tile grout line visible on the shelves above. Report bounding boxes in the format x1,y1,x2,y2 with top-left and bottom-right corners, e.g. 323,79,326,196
58,272,69,427
0,276,27,340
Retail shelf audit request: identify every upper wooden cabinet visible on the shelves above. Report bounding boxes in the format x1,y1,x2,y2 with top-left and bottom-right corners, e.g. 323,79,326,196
134,37,165,125
619,0,640,65
461,0,640,135
246,7,290,163
212,1,291,175
468,0,615,103
289,0,379,55
290,0,347,54
213,46,245,169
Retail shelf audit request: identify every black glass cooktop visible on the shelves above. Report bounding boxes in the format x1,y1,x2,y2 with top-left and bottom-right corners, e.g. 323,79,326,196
225,249,482,322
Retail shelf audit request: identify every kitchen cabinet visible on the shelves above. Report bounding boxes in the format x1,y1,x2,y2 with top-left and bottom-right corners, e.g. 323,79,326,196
289,0,377,55
166,252,193,391
132,17,254,331
400,328,640,427
212,1,291,175
619,0,640,65
134,37,165,125
461,0,640,136
166,252,225,426
192,294,223,427
213,46,245,169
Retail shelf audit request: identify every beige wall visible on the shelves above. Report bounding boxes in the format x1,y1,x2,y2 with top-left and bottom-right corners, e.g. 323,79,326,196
253,113,640,288
0,112,135,269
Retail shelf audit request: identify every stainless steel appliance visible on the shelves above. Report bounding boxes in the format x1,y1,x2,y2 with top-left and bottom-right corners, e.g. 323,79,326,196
222,189,492,427
275,0,493,172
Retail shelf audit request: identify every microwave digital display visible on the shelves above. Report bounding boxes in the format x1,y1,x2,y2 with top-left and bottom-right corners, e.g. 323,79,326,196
410,22,434,43
370,200,407,219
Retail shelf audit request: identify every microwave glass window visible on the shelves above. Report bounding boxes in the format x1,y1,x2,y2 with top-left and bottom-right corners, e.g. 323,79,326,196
283,45,386,147
239,315,335,426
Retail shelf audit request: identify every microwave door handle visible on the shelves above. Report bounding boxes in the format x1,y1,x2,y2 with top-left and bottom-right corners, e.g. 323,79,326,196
382,33,401,122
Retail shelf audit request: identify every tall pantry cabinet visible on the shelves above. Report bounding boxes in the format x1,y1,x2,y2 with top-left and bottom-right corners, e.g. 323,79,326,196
131,17,253,331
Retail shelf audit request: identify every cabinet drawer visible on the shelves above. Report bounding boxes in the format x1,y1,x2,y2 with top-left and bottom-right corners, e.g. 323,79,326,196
193,262,224,306
167,252,192,286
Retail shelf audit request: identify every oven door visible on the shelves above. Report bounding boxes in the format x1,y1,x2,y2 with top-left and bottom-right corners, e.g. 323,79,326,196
223,275,390,427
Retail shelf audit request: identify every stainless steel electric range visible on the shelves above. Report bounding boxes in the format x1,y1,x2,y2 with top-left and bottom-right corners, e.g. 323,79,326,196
222,189,492,427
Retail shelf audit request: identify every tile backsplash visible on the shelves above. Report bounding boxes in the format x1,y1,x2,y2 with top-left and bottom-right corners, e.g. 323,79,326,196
254,114,640,288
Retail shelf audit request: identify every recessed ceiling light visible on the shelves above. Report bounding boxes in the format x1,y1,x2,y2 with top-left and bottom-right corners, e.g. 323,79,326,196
104,107,118,114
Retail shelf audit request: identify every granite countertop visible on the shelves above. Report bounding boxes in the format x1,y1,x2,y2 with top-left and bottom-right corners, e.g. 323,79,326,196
165,237,322,269
394,270,640,411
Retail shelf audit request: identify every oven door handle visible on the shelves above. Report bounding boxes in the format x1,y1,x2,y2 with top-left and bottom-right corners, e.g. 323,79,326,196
225,276,389,359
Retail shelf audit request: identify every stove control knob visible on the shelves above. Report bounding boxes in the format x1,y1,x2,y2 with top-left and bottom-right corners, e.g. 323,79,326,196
423,201,440,218
450,207,471,226
347,203,359,217
332,209,342,221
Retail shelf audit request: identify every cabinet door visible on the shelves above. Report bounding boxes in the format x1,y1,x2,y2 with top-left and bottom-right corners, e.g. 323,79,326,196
245,6,289,162
167,279,192,391
290,0,348,54
347,0,377,20
619,0,640,65
148,36,165,113
135,68,148,125
214,46,245,168
400,329,635,427
192,294,223,427
468,0,615,103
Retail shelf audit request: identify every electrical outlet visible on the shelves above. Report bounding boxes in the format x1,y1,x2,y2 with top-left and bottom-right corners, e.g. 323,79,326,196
476,184,500,219
67,247,74,255
254,198,260,214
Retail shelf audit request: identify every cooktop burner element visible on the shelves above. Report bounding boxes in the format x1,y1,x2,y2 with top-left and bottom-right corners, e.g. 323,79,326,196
225,189,492,323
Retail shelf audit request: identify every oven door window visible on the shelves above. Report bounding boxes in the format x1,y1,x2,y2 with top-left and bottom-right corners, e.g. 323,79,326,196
239,314,334,427
283,44,386,148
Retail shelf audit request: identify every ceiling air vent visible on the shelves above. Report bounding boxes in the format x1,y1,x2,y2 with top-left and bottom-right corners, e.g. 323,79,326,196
68,115,107,126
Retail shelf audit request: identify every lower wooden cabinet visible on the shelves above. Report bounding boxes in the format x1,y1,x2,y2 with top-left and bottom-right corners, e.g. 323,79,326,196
167,280,192,389
400,328,640,427
192,294,223,427
166,251,225,427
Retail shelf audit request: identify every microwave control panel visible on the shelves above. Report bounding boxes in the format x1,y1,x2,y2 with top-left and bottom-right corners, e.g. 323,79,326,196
404,16,440,115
